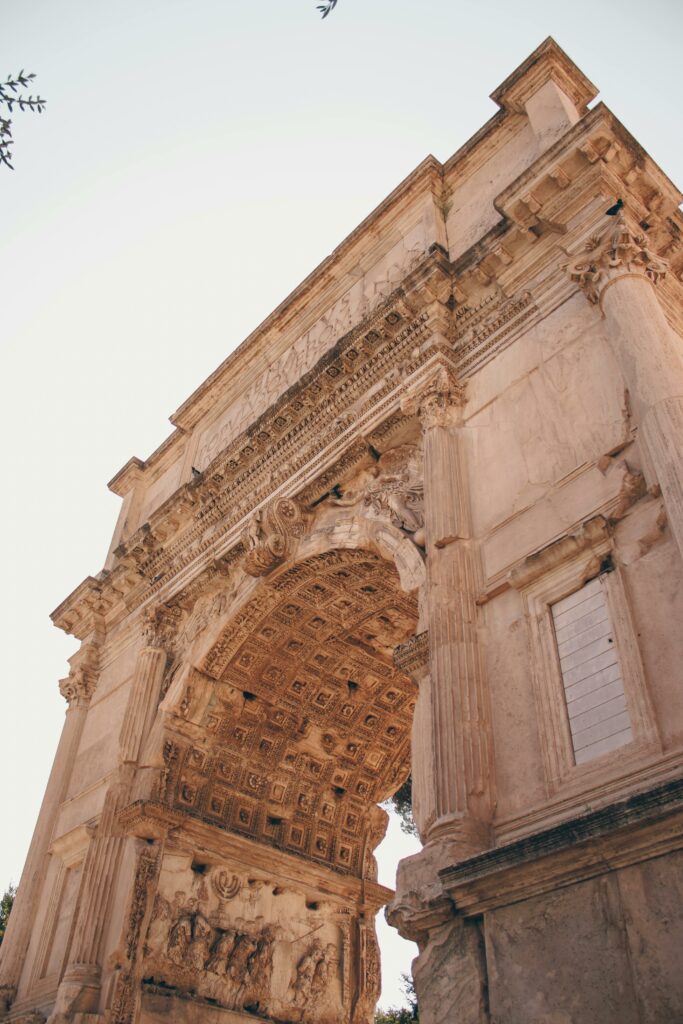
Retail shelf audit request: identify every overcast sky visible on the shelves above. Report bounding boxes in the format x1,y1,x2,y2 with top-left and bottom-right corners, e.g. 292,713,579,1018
2,0,681,1009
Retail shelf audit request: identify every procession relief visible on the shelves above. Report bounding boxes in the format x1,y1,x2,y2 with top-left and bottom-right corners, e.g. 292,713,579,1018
142,855,347,1023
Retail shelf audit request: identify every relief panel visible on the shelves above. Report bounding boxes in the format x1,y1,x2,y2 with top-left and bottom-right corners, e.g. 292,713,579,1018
142,854,349,1024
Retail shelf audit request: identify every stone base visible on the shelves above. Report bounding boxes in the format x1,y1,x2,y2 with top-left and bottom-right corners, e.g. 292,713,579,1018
141,991,269,1023
396,779,683,1024
484,850,683,1023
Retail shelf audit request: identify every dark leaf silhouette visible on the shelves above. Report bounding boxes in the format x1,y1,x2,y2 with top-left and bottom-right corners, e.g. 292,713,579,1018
0,71,46,169
317,0,338,18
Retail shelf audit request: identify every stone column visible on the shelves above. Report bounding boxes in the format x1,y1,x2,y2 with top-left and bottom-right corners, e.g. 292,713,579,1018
402,365,492,855
50,607,176,1020
0,651,98,1012
394,631,434,840
567,212,683,556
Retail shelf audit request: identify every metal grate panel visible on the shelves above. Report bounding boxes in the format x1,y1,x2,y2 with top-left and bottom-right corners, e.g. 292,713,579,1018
551,576,632,765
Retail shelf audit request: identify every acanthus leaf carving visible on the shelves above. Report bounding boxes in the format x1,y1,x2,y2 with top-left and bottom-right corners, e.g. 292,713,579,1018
58,642,100,707
564,211,669,305
125,845,160,961
401,364,466,429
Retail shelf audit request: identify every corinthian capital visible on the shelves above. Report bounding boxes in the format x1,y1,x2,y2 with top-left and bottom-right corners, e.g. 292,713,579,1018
401,365,466,429
59,667,97,708
564,211,668,306
141,604,182,650
59,642,100,707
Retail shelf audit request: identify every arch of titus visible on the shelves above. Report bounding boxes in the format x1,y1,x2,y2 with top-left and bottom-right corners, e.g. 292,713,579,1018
4,37,683,1024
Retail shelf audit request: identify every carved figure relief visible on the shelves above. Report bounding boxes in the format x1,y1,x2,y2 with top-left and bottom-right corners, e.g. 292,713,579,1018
142,858,347,1023
212,869,241,901
333,445,425,547
291,940,337,1012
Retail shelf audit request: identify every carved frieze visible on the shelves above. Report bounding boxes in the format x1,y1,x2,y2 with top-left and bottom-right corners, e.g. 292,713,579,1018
211,869,241,900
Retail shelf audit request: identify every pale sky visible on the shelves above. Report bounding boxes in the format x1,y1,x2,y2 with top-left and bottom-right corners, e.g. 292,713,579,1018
1,0,681,1010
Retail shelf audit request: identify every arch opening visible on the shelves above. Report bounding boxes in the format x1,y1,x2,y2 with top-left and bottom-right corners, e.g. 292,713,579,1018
135,545,420,1024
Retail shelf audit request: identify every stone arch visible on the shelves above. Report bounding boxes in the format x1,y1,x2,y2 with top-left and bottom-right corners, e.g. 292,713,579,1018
130,516,424,1023
153,508,424,876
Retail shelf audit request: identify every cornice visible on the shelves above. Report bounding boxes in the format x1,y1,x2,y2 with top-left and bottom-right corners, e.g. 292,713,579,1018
106,43,604,487
51,576,106,641
490,36,597,115
108,457,145,497
495,104,682,249
440,775,683,917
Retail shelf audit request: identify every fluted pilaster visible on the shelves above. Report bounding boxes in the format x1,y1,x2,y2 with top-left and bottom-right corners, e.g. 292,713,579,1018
402,365,492,854
52,607,176,1016
0,646,99,1010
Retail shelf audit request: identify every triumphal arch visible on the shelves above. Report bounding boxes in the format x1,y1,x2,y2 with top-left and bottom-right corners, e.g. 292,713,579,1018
3,38,683,1024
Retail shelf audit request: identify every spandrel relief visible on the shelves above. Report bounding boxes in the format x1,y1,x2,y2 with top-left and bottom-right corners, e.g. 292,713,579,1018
332,444,425,548
143,856,347,1023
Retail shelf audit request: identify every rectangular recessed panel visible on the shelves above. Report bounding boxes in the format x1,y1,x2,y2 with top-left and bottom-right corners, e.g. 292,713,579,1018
551,576,632,765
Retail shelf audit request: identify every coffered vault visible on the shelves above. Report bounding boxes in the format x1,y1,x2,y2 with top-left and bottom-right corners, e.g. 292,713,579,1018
3,36,683,1024
149,546,419,875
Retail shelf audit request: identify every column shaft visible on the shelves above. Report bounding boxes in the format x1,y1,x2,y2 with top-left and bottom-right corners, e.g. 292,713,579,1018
405,365,492,854
422,417,491,847
601,275,683,555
